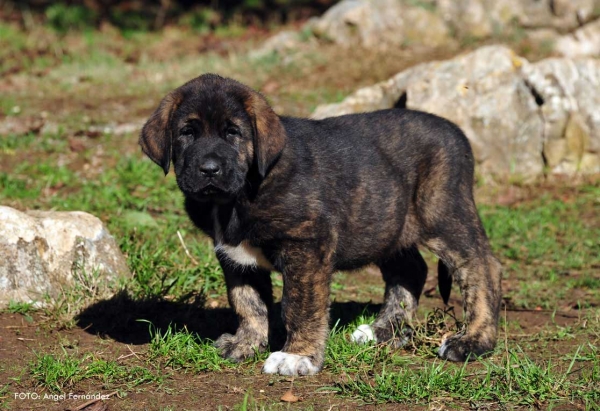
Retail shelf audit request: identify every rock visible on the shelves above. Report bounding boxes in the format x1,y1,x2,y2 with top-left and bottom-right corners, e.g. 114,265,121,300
310,0,451,49
315,46,545,179
438,0,600,37
249,30,312,59
254,0,600,56
406,47,545,179
524,58,600,174
555,18,600,57
437,0,497,39
0,207,130,307
313,46,600,180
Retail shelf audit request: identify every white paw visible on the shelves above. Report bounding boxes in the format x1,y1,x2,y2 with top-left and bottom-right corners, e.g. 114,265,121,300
262,351,320,376
351,324,376,344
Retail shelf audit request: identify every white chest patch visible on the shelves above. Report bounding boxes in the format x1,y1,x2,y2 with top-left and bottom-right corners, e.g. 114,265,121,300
215,240,274,271
212,206,274,271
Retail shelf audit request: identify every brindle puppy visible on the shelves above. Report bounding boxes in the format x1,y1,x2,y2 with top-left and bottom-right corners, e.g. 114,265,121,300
140,74,502,376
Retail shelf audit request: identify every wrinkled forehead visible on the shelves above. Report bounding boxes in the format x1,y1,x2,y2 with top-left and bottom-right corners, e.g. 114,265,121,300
173,77,252,127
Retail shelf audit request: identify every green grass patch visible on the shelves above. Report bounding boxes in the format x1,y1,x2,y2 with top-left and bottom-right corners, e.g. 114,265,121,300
29,350,160,393
146,323,235,372
6,300,35,315
479,188,600,309
328,333,599,409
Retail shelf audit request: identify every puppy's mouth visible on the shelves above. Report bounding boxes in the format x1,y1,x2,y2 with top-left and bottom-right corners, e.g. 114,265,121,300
200,185,223,195
187,184,231,202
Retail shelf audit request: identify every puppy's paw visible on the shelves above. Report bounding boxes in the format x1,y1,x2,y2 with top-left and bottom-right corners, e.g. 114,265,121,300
438,333,495,362
262,351,320,376
351,324,376,344
373,324,413,349
351,323,412,348
214,333,266,362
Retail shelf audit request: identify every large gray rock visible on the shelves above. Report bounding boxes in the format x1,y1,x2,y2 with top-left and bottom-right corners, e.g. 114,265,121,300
309,0,451,49
524,58,600,174
0,206,130,307
249,29,317,59
255,0,600,57
438,0,600,38
555,18,600,58
313,46,600,180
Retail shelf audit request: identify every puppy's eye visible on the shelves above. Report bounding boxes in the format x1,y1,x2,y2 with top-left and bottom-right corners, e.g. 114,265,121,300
180,127,194,138
226,126,240,138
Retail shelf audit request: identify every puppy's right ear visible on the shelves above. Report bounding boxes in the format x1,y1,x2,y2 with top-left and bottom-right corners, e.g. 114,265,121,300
140,92,182,175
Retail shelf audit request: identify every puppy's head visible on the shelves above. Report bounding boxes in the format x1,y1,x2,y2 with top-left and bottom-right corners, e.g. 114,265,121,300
140,74,286,203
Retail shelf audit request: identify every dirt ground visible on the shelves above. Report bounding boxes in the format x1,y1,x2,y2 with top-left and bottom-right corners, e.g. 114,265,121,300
0,265,591,410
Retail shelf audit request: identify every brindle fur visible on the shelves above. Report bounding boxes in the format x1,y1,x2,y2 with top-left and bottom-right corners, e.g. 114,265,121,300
140,74,502,373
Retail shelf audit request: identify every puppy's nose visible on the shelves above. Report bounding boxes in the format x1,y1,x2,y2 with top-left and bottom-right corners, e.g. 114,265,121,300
199,159,221,177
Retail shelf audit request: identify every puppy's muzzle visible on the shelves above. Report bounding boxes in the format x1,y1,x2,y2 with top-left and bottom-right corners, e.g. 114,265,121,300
199,159,222,177
176,140,242,203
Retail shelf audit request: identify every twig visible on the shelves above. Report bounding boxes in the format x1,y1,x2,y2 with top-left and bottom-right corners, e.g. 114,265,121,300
126,344,142,361
177,230,199,264
116,353,136,361
71,390,118,411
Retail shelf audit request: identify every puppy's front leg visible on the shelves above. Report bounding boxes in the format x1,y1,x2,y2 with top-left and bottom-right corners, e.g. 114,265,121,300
214,260,273,362
262,254,332,376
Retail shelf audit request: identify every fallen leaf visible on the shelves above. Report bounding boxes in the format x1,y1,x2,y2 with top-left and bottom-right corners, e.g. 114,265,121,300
280,389,300,403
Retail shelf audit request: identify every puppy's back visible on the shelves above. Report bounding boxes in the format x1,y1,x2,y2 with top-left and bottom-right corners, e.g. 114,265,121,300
281,109,474,182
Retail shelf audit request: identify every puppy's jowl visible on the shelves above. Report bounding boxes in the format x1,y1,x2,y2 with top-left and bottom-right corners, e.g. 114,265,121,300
140,74,502,375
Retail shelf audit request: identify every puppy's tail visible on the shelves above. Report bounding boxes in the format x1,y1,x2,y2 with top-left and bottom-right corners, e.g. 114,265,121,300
438,260,452,305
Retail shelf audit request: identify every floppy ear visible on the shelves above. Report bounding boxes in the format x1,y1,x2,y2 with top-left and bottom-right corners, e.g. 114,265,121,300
245,92,287,178
139,92,182,175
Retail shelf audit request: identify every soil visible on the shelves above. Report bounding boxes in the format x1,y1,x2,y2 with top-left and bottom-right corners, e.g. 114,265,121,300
0,266,587,410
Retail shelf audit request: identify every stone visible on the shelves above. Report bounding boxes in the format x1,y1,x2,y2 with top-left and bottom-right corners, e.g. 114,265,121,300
555,18,600,58
549,112,596,174
438,0,600,38
313,45,600,180
525,58,600,174
437,0,496,39
249,30,311,59
0,206,130,307
254,0,600,57
310,0,451,49
314,46,546,180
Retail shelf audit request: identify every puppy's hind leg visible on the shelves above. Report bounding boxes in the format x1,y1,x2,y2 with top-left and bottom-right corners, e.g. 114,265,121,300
425,226,502,362
352,246,427,347
214,261,273,362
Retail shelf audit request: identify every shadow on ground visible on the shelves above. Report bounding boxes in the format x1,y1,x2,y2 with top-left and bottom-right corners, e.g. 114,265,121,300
76,291,380,348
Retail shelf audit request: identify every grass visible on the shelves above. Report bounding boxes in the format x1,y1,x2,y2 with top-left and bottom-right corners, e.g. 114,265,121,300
480,185,600,309
146,323,234,372
2,122,599,411
22,311,600,409
333,344,599,408
29,350,161,393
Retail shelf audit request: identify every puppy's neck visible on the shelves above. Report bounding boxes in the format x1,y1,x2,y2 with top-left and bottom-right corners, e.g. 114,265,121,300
211,204,244,246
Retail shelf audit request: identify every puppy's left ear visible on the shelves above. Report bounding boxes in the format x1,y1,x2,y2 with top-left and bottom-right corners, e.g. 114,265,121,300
140,91,182,175
245,92,287,178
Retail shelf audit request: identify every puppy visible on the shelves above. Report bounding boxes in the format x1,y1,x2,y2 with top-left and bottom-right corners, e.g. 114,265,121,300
140,73,502,375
